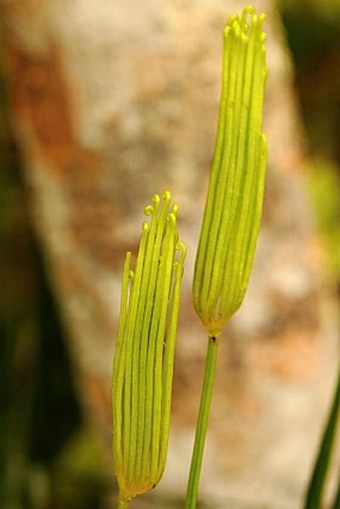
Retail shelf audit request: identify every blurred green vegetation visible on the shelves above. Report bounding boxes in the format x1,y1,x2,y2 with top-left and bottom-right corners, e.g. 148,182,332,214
280,3,340,508
1,2,340,508
306,160,340,282
279,0,340,287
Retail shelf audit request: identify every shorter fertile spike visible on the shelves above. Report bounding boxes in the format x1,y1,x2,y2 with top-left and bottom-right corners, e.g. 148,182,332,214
112,191,186,504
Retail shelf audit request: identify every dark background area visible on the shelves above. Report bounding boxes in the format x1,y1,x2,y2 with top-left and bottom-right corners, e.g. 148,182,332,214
1,1,339,507
0,16,110,509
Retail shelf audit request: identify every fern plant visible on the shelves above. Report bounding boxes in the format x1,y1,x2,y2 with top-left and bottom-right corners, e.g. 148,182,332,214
111,6,339,509
112,5,268,508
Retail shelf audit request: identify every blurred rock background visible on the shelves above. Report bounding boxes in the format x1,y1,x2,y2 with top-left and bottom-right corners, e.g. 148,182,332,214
0,0,339,508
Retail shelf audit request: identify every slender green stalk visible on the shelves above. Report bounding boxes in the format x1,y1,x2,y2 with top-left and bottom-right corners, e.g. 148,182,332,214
303,364,340,509
185,334,220,509
331,478,340,509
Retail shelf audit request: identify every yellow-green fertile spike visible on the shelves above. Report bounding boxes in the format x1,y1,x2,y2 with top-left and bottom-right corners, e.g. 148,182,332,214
193,5,268,336
112,192,186,508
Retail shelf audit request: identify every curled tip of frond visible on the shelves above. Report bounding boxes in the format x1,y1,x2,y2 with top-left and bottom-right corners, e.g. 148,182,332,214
173,242,186,274
167,212,177,227
244,5,256,16
171,202,179,215
144,205,154,216
145,192,174,219
225,14,237,30
175,242,187,267
144,194,161,216
162,190,171,202
240,9,251,30
225,5,266,39
176,241,187,256
153,193,161,206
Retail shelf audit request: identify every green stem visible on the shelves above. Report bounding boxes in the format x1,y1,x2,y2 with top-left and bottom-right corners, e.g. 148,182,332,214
185,333,220,509
117,495,129,509
303,363,340,509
